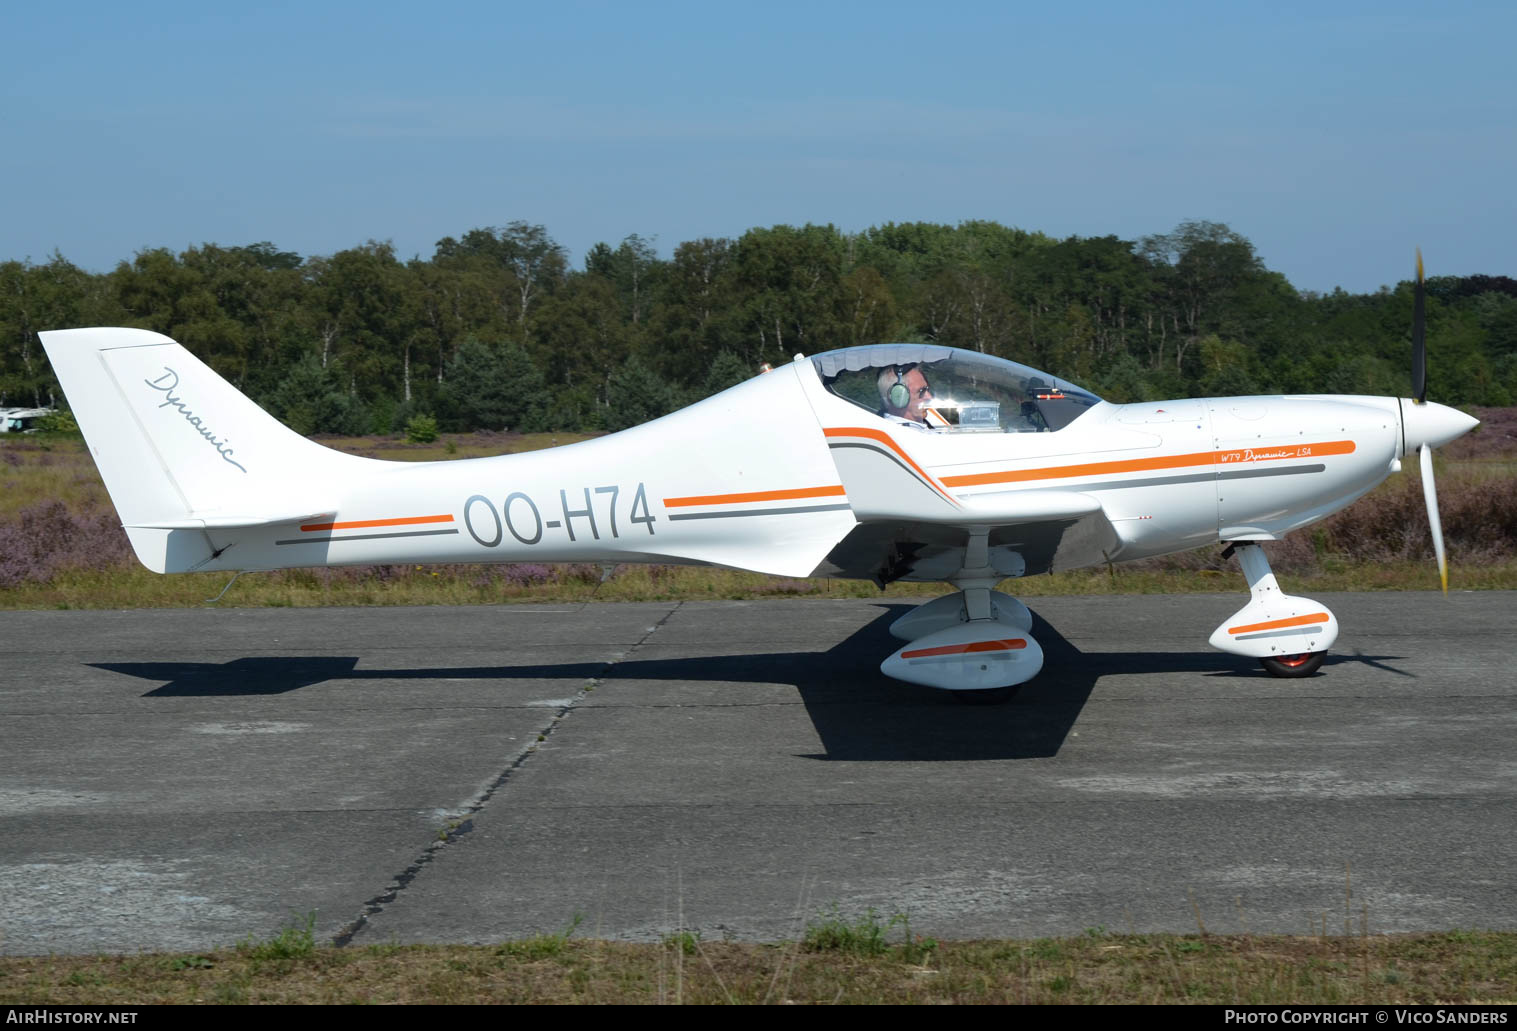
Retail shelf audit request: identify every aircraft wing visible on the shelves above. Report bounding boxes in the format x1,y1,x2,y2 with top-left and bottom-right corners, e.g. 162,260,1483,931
811,415,1122,584
813,489,1121,584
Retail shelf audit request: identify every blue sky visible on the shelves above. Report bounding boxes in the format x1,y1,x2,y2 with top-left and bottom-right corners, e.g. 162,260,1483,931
4,1,1513,293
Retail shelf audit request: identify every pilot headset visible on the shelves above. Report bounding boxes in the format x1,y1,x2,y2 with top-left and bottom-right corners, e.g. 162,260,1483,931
886,366,912,410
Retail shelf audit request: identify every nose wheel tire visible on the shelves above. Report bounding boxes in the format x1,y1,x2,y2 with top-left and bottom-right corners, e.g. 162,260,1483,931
1260,651,1327,678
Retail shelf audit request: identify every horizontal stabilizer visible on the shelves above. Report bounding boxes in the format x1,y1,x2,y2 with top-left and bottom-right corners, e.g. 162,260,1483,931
129,509,337,531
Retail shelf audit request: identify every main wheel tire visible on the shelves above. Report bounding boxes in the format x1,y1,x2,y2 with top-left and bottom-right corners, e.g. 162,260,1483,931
950,685,1022,705
1260,651,1327,678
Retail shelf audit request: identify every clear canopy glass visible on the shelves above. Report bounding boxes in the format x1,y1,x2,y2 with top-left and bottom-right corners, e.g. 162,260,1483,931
811,344,1103,433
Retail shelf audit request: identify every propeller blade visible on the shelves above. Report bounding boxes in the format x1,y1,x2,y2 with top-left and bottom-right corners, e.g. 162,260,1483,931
1412,249,1427,403
1419,443,1447,594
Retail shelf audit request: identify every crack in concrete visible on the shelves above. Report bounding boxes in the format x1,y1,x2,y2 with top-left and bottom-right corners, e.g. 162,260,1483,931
331,601,683,947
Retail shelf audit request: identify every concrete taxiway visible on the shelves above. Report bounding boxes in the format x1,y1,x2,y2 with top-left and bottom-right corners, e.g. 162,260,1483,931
2,593,1514,954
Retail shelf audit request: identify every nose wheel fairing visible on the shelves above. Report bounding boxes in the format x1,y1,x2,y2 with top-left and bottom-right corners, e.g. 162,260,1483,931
1208,541,1337,664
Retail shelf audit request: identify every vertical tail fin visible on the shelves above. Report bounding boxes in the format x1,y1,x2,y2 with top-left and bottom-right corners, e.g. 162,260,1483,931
40,328,372,571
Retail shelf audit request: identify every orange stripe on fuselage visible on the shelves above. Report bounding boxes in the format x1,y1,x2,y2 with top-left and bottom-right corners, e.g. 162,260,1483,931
301,514,456,532
824,426,960,507
940,440,1356,488
900,639,1027,659
663,485,846,509
1228,612,1331,635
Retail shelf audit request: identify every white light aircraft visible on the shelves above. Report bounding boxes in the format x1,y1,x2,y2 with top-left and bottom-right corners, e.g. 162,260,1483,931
38,263,1477,700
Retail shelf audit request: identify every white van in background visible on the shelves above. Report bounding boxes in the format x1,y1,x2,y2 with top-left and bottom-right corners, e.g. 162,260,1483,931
0,407,53,433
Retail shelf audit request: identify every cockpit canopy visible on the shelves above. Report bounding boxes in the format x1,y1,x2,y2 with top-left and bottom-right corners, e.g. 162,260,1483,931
812,344,1103,433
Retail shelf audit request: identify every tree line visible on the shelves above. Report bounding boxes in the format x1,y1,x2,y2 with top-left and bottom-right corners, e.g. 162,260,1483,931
3,219,1514,434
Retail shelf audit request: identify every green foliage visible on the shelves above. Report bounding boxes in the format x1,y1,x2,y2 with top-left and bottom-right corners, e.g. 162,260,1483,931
442,337,547,432
701,350,752,398
405,413,439,444
604,357,679,431
11,220,1517,433
802,905,895,956
1087,353,1154,403
662,929,701,956
586,233,663,325
1322,354,1403,396
35,409,79,434
496,914,582,961
532,275,633,406
801,906,939,963
898,923,939,965
0,254,105,407
168,955,214,971
238,912,317,961
265,356,370,435
1198,333,1261,396
233,241,302,270
546,382,601,432
734,223,847,363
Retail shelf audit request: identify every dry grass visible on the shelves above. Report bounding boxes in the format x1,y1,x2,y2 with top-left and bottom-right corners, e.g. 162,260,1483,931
7,559,1517,612
0,931,1511,1005
0,438,107,518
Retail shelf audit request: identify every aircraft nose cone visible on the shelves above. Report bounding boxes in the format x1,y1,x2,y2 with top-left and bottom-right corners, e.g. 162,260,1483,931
1402,400,1480,452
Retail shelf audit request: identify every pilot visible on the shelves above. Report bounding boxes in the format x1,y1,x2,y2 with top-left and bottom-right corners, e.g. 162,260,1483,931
877,364,935,426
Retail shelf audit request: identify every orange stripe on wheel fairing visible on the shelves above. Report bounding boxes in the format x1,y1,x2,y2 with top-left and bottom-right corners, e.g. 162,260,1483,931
900,639,1027,659
940,440,1357,488
663,485,846,508
824,426,960,507
1228,612,1331,635
301,514,456,532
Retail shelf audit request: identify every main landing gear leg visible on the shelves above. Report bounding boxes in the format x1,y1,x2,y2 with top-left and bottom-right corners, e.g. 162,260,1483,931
1208,542,1338,678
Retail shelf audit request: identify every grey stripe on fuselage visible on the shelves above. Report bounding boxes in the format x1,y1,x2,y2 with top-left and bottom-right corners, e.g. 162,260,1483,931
959,463,1327,500
275,529,462,546
1219,463,1326,482
667,503,854,522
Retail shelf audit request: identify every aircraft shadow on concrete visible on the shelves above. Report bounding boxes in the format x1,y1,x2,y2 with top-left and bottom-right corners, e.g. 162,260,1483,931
90,605,1408,763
